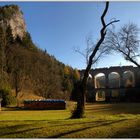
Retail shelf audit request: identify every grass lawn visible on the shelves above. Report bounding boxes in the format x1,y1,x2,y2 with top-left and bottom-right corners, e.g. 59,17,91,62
1,102,140,138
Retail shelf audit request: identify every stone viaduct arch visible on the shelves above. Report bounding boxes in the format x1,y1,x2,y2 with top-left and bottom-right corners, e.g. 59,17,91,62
80,66,140,102
90,66,138,89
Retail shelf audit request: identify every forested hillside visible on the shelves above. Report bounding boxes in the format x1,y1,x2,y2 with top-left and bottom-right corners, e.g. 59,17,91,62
0,5,80,106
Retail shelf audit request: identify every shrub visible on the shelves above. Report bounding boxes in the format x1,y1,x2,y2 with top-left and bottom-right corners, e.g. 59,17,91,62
0,88,17,107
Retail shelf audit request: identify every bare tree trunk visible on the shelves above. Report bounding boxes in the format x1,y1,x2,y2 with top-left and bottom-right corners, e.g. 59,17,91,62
71,80,86,118
71,2,119,118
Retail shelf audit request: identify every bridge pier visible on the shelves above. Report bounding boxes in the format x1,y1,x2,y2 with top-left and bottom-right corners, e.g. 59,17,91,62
105,73,109,88
120,73,124,88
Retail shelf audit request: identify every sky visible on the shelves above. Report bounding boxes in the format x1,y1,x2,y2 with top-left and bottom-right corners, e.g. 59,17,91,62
0,1,140,69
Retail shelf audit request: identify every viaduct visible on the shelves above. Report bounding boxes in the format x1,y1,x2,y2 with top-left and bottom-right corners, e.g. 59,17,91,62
80,66,140,102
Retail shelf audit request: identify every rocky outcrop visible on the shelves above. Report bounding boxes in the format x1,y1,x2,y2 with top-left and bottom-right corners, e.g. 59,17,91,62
0,5,26,39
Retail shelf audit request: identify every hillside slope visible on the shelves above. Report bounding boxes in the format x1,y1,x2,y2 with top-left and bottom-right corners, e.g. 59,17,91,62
0,4,80,104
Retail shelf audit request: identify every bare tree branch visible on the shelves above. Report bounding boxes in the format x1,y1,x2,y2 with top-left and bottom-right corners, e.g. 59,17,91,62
83,2,119,85
106,20,120,28
75,48,86,58
106,22,140,68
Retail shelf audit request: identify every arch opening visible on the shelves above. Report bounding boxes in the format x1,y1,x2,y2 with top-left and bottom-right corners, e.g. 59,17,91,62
108,72,120,99
94,73,106,89
123,71,135,87
108,72,120,88
94,73,105,101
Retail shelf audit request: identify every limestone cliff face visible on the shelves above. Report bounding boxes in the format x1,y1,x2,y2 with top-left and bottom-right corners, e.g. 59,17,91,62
0,5,26,39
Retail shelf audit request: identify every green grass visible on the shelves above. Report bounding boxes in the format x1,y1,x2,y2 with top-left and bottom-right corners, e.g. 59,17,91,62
1,102,140,138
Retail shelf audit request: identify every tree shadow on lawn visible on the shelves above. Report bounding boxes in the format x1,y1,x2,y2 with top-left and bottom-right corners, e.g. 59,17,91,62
0,120,47,123
0,119,127,138
0,123,31,131
47,119,127,138
0,124,46,137
86,103,140,115
111,122,140,138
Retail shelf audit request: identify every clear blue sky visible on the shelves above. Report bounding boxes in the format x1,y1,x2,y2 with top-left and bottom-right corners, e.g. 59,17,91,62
0,1,140,69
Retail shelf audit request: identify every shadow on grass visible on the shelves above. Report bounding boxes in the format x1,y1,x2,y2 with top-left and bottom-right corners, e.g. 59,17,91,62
111,123,140,138
2,107,23,111
0,123,31,131
86,103,140,115
47,119,127,138
0,125,45,137
0,119,127,138
2,106,71,112
1,118,137,138
0,120,47,123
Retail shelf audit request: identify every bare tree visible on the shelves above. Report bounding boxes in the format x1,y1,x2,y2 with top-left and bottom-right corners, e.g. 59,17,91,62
7,45,26,101
75,34,111,66
71,1,119,118
106,23,140,68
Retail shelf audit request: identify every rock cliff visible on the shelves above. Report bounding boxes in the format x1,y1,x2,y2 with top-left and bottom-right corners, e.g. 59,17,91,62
0,5,26,39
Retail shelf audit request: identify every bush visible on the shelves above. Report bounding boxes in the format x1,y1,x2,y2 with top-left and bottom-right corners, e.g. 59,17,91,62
0,88,17,107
